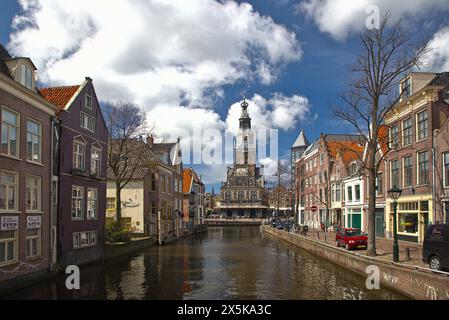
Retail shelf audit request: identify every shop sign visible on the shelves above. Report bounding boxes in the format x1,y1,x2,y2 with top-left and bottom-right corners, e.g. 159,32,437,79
27,216,41,229
1,216,19,230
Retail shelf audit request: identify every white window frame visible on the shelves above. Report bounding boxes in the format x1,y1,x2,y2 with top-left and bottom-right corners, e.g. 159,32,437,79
73,231,97,249
90,146,102,176
80,112,95,133
26,228,41,258
87,188,98,220
402,118,413,147
416,110,428,142
0,230,17,266
26,118,42,163
417,150,429,185
0,170,18,211
443,153,449,188
1,106,20,158
19,64,33,90
71,186,84,220
390,159,400,188
403,155,413,187
26,175,41,212
73,140,86,170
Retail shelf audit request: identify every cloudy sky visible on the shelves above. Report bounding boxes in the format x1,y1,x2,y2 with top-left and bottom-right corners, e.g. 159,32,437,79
1,0,449,191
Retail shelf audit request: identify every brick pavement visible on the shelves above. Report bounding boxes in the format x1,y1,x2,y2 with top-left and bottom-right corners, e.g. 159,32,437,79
299,228,427,268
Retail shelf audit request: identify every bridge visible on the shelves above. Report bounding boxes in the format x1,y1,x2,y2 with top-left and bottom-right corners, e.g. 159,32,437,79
203,218,265,226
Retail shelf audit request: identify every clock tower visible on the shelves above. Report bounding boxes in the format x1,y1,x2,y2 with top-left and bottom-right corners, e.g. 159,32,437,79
235,99,256,165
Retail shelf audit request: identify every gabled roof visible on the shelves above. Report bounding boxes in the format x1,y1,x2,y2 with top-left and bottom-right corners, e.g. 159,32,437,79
107,139,161,180
292,130,309,148
0,44,13,79
39,85,81,110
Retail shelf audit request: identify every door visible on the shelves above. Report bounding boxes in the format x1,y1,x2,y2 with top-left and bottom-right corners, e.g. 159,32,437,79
375,209,385,238
352,214,361,229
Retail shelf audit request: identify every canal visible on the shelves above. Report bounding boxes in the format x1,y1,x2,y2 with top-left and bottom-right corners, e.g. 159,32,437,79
2,226,406,300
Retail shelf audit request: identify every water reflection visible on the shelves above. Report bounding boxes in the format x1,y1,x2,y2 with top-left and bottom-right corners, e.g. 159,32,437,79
1,226,406,300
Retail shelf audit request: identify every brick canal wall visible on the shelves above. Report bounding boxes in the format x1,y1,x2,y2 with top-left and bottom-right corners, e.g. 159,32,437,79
105,237,157,260
261,226,449,300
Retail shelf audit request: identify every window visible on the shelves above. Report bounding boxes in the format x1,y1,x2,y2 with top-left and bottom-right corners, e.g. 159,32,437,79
444,153,449,188
161,175,166,193
355,185,361,201
26,175,41,212
1,107,19,157
26,119,41,163
417,111,428,141
403,156,413,187
335,183,341,202
390,125,399,149
376,173,383,196
73,141,85,170
71,186,84,219
91,147,101,175
347,186,353,202
85,94,92,109
398,213,418,234
238,191,244,200
26,228,41,258
73,231,97,249
151,173,157,191
0,230,17,266
20,64,33,90
0,171,18,211
390,160,400,188
401,77,411,99
251,191,257,200
320,153,323,165
80,112,95,132
87,188,97,219
167,177,172,194
106,197,115,211
402,118,412,146
418,151,429,185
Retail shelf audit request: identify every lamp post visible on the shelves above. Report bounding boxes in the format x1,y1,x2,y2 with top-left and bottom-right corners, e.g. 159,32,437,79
388,186,402,262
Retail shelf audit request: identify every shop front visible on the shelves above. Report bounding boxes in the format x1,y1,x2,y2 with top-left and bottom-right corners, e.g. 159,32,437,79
387,196,432,243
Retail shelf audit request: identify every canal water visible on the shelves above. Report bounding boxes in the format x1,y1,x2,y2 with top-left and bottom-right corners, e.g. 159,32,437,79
2,227,406,300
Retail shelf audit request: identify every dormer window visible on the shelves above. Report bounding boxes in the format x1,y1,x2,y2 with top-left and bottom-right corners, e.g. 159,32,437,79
20,64,33,90
85,94,92,110
401,77,411,99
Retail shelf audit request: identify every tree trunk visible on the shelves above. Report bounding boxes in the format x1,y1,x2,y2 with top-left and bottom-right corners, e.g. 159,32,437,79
366,142,377,256
115,182,122,227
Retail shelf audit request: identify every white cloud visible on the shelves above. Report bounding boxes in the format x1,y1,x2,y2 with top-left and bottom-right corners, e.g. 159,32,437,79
298,0,449,40
425,26,449,72
9,0,302,107
8,0,306,184
225,93,310,135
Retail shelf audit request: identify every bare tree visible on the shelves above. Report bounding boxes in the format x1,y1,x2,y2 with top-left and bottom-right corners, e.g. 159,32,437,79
333,14,428,256
104,102,148,226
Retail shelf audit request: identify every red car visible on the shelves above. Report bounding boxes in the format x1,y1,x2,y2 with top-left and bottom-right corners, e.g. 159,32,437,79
335,228,368,250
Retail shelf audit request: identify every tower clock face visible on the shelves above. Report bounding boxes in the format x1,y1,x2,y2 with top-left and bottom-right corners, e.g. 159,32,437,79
236,167,248,176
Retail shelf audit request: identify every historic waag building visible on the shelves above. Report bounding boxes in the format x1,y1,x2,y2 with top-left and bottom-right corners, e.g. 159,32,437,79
217,100,268,217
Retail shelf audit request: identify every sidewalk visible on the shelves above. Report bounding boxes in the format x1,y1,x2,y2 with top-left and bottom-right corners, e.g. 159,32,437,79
302,228,426,268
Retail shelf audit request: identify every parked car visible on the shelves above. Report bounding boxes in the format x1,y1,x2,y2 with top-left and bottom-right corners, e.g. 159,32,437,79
335,228,368,250
423,223,449,271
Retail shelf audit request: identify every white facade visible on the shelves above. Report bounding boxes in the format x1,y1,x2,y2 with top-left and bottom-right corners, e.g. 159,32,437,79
343,176,364,231
106,180,145,233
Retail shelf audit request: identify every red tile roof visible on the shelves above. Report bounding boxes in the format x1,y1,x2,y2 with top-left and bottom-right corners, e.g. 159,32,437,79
327,141,364,165
39,85,80,109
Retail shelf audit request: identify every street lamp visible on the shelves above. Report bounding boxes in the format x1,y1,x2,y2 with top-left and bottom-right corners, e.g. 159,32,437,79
388,186,402,262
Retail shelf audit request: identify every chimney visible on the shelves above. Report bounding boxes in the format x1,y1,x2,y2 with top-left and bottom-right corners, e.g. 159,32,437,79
146,134,154,147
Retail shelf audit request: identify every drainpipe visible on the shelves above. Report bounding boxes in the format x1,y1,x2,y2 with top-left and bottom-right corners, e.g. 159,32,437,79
432,135,437,224
49,116,59,271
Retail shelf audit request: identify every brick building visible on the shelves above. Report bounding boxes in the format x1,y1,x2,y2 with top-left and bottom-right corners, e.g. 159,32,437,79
295,133,362,228
434,118,449,223
40,78,108,268
384,72,449,243
0,45,58,290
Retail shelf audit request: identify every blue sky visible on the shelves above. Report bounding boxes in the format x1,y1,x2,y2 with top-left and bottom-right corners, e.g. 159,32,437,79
1,0,449,192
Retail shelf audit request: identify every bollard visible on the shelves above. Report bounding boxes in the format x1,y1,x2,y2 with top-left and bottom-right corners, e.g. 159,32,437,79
405,247,411,261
